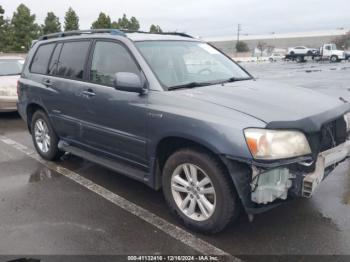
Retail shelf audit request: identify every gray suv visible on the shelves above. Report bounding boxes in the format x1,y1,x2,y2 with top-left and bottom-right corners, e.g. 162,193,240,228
18,29,350,233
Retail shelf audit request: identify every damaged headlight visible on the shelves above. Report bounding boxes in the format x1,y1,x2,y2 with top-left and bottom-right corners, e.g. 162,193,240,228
343,112,350,132
244,128,311,160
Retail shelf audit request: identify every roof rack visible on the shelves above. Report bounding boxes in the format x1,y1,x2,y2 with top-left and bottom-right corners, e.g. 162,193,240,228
121,30,194,38
37,28,194,41
38,29,126,41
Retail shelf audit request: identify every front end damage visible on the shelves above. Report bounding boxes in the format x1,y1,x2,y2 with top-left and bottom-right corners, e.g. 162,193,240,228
251,139,350,205
224,104,350,215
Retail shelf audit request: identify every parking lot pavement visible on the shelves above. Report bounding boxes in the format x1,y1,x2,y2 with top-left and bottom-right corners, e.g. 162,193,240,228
1,61,350,258
0,134,201,256
243,60,350,100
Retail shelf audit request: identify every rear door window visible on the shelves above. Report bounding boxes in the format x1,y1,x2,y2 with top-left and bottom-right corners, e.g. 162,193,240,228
30,43,56,74
55,41,90,80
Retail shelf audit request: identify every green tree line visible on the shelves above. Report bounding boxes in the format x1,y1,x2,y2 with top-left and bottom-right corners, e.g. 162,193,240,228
0,4,163,52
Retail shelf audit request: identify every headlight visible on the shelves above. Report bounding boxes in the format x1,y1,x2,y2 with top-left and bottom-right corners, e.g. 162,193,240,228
244,128,311,160
344,112,350,132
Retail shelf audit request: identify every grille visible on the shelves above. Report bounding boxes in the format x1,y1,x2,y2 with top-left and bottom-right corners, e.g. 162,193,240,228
319,117,347,152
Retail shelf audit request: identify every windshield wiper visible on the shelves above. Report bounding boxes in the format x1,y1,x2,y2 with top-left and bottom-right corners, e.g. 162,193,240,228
222,77,252,84
168,81,213,91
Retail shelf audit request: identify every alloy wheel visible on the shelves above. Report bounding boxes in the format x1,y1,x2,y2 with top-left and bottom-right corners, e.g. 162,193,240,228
171,163,216,221
34,119,51,153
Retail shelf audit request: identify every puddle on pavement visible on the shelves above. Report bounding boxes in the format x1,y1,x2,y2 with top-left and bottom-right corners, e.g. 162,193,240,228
29,166,61,183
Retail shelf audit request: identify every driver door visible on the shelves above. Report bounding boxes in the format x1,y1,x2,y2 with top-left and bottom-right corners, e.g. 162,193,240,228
80,40,149,167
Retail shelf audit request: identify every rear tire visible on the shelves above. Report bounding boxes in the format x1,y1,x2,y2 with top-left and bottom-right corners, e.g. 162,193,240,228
31,110,64,161
162,148,240,233
296,56,304,63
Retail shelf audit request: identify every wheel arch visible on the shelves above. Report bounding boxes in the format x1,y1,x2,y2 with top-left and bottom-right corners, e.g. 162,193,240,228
26,103,49,133
152,135,238,190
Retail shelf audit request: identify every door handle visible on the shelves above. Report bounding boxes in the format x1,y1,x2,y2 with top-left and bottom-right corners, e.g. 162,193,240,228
82,89,96,97
42,79,52,87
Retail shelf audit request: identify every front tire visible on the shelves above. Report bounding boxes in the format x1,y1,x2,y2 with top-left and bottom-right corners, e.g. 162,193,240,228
330,55,338,63
162,148,239,233
31,110,63,161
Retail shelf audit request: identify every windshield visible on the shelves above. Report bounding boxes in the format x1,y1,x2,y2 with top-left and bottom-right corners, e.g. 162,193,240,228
0,59,24,76
135,41,251,90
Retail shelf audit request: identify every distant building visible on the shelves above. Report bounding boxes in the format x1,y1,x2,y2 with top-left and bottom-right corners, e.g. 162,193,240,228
204,28,349,57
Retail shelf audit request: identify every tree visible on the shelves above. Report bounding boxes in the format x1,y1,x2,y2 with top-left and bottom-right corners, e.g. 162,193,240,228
111,21,120,29
128,16,140,31
91,12,111,29
149,24,162,33
334,31,350,50
0,5,7,51
0,20,14,52
266,45,275,55
42,12,61,34
256,41,267,56
116,14,140,31
11,4,41,51
235,41,249,52
117,14,129,29
0,5,4,28
0,6,15,52
64,7,79,31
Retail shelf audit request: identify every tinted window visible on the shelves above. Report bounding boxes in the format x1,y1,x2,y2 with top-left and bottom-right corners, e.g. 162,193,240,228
56,41,90,80
90,41,139,86
48,43,62,75
31,43,55,74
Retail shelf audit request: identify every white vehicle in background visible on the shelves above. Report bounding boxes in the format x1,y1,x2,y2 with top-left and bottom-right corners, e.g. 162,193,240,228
269,53,285,62
0,56,24,112
317,43,346,62
288,46,317,56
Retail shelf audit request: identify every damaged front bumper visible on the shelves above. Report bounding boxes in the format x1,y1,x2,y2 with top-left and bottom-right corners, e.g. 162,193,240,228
223,139,350,214
251,140,350,204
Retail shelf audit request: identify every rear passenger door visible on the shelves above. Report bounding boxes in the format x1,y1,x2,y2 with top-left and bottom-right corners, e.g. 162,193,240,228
79,40,148,167
47,40,91,141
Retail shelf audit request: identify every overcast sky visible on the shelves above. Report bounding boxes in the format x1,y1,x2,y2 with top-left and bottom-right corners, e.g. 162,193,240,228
2,0,350,37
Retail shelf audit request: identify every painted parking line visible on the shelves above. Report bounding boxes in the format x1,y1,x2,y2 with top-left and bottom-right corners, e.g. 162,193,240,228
0,135,240,260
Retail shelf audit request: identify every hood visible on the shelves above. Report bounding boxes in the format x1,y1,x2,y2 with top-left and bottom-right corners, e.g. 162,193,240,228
0,75,19,96
176,79,344,124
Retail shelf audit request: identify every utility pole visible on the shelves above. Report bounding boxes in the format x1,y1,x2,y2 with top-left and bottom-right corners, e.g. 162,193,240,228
235,24,241,55
237,24,241,43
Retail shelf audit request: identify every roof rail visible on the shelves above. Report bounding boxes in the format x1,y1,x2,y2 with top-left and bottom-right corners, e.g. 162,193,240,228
121,30,194,38
38,29,126,41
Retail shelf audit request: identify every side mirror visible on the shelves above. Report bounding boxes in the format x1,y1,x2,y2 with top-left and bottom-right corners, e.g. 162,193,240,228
113,72,146,94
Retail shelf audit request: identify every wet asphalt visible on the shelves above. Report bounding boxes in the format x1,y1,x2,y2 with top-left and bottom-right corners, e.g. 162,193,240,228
0,61,350,259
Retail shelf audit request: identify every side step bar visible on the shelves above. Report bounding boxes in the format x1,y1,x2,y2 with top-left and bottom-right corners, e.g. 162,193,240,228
58,141,147,183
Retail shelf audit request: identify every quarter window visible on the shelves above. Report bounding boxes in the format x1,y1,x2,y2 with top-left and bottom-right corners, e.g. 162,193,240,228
90,41,140,86
30,43,56,74
55,41,90,80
